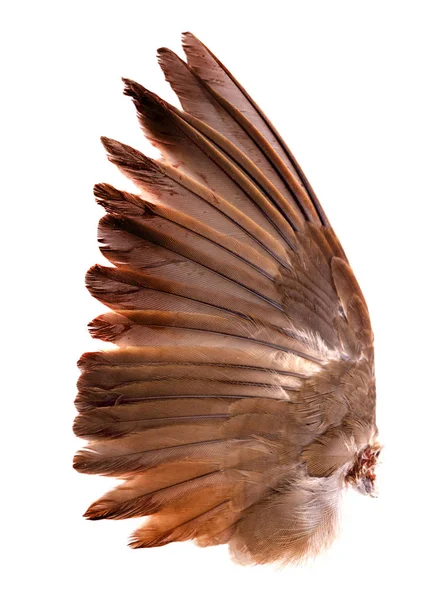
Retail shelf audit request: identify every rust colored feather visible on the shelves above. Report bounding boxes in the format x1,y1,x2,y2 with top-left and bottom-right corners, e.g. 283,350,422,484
74,32,379,566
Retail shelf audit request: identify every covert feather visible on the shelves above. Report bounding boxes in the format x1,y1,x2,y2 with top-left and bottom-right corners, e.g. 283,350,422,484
74,32,380,565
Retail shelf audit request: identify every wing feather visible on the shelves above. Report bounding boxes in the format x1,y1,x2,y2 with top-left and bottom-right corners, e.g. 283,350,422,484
181,32,328,225
74,32,376,564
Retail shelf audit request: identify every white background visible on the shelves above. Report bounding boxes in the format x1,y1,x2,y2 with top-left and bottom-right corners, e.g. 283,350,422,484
2,1,422,598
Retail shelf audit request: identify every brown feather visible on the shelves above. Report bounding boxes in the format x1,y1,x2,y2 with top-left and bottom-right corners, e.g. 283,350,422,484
74,32,378,565
157,47,318,224
181,32,327,224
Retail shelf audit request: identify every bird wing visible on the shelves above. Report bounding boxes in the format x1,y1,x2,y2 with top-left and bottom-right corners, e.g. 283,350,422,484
74,33,376,564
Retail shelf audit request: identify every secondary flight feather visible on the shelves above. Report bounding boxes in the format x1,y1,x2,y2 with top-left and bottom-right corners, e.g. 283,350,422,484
74,32,380,565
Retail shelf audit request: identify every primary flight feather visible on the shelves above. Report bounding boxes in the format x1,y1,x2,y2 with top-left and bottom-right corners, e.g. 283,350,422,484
74,32,380,565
